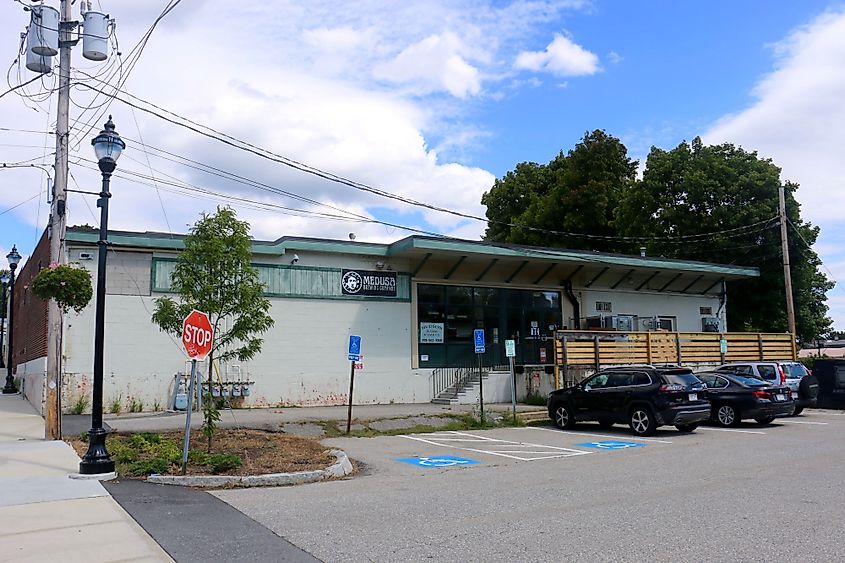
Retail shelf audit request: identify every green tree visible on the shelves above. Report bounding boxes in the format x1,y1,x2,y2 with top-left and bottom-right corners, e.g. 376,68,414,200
615,137,833,341
151,207,274,451
482,130,637,252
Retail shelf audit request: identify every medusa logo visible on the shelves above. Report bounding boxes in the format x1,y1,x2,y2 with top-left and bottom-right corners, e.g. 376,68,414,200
341,270,363,294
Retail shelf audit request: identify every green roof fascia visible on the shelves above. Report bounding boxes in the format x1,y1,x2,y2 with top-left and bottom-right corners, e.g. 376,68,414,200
279,238,389,256
66,230,285,255
388,238,759,278
65,230,391,257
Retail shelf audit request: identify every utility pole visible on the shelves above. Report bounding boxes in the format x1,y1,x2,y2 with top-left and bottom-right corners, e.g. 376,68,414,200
778,184,797,337
45,0,75,440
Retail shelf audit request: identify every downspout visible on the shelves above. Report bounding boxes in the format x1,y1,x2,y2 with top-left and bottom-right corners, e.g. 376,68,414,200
716,280,727,332
563,280,581,330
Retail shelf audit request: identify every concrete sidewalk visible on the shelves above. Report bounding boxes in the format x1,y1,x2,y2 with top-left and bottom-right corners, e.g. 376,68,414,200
0,394,172,562
92,402,543,434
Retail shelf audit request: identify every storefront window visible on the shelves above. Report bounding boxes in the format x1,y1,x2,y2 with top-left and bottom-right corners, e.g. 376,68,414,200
417,284,563,368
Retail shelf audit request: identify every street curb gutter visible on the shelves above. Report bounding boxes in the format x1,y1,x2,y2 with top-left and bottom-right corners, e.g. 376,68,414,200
146,449,353,488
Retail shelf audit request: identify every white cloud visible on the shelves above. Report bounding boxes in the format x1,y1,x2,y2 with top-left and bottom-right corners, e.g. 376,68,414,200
374,32,482,98
704,9,845,329
514,33,600,76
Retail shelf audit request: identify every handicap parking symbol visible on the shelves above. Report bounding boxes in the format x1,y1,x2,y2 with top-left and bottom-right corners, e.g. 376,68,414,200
396,456,481,468
574,440,646,450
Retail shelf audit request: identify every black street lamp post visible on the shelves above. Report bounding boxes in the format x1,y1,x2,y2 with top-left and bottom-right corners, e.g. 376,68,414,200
0,271,8,370
3,247,21,394
79,116,125,475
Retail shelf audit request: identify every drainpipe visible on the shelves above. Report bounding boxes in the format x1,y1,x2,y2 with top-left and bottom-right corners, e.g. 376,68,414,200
716,281,727,332
563,281,581,330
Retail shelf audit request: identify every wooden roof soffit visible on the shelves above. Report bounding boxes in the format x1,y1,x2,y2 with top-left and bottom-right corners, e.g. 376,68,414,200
475,258,498,282
610,268,636,290
533,262,557,285
700,277,726,295
635,270,661,291
657,272,684,292
505,260,529,284
584,266,610,288
412,252,432,277
444,255,467,280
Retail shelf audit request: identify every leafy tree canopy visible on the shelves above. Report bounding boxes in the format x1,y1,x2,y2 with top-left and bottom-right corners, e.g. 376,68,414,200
482,130,638,252
482,134,833,342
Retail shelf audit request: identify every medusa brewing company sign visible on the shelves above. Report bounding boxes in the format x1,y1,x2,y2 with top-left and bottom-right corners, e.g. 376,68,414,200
341,269,397,297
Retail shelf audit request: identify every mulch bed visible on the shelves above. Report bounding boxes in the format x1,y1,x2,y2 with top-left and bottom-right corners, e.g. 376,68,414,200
67,428,337,478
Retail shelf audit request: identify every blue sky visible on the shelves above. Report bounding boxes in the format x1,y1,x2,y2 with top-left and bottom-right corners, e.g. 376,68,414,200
1,0,842,329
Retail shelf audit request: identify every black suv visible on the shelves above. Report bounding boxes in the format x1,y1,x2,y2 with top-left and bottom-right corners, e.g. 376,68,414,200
547,367,710,436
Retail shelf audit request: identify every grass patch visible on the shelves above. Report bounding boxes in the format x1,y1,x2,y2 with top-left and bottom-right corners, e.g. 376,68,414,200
322,411,528,438
523,391,548,407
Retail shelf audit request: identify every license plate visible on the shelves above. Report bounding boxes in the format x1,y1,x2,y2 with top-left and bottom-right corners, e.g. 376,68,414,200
791,392,798,399
688,393,698,401
776,394,786,401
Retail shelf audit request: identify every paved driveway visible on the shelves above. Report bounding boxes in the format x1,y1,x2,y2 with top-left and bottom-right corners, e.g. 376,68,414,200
214,410,845,562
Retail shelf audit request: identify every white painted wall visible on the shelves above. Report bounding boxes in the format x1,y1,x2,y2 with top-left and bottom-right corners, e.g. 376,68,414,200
578,288,724,332
17,356,46,414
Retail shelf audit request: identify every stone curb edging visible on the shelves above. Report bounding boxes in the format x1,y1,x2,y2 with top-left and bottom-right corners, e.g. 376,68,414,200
146,449,353,488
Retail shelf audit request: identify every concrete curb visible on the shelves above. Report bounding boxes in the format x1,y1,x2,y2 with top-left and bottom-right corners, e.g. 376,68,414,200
146,449,353,488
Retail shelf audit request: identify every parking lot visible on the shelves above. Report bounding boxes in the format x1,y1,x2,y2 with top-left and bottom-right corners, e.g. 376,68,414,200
214,409,845,562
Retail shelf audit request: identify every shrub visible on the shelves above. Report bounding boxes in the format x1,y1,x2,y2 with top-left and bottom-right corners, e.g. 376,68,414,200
206,453,242,474
30,264,93,313
129,458,170,476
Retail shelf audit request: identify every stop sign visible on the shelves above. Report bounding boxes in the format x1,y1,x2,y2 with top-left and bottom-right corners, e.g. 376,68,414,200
182,310,213,360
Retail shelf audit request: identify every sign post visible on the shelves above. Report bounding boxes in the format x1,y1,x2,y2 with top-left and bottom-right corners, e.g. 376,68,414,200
346,335,362,435
474,329,486,424
180,310,213,475
505,339,517,421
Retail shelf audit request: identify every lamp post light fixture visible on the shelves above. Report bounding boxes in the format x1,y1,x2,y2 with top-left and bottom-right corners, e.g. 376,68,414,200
3,246,21,394
79,116,125,476
0,271,8,370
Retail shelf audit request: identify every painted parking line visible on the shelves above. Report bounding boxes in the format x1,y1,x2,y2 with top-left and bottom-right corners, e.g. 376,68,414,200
398,431,591,461
697,426,766,435
528,426,673,444
779,420,829,425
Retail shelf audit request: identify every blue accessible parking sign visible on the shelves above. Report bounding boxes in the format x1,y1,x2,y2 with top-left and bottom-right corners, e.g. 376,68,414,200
574,440,646,450
348,335,361,361
473,329,485,354
396,456,480,468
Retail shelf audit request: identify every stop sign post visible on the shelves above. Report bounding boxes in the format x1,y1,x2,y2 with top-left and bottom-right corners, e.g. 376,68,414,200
180,310,213,474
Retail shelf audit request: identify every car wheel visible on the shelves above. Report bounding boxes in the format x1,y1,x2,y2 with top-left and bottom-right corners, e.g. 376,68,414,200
716,404,741,427
755,416,775,425
792,407,804,416
675,424,698,432
553,404,576,429
598,420,614,429
629,407,656,436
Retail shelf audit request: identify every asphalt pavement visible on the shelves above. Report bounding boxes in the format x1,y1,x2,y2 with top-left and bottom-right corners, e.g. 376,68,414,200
213,409,845,562
105,480,317,562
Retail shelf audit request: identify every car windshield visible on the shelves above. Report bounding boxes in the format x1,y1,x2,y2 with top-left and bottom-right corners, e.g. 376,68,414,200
784,363,809,378
732,375,768,387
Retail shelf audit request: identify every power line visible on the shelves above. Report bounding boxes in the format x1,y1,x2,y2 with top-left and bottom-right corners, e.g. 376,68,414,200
70,79,787,246
787,218,838,283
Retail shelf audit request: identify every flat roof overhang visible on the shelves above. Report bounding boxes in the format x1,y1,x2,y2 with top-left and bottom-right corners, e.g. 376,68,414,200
385,237,757,295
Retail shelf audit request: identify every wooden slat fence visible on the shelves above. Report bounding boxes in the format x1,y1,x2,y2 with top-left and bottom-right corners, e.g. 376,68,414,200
555,330,796,380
